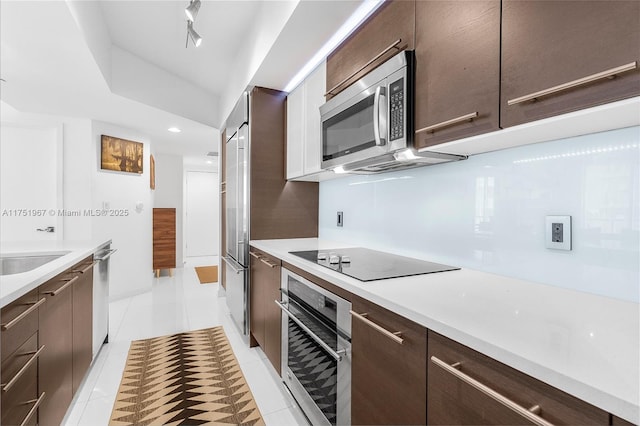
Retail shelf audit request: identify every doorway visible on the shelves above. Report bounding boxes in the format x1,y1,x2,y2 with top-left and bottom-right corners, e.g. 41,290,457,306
185,171,219,259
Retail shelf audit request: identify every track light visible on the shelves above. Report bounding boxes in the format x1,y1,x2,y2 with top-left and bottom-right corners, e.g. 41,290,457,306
186,21,202,48
185,0,201,22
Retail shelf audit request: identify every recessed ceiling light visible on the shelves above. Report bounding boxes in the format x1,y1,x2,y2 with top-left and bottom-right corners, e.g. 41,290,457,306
206,160,213,164
168,127,181,133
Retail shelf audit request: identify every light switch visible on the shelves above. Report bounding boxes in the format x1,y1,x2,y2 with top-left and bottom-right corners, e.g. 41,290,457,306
546,215,571,251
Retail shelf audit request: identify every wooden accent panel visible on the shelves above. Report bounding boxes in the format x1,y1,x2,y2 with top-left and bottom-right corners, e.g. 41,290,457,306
39,273,74,426
501,0,640,128
351,296,427,425
72,258,93,394
428,330,609,425
414,0,500,149
249,247,282,375
249,87,318,240
1,289,39,363
612,415,636,426
326,0,415,99
153,208,176,270
1,332,38,426
220,130,227,290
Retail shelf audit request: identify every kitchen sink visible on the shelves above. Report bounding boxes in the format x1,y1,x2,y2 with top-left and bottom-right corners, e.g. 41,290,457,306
0,253,68,276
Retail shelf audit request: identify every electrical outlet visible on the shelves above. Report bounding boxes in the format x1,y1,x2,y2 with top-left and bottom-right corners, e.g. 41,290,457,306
337,211,344,227
546,215,571,250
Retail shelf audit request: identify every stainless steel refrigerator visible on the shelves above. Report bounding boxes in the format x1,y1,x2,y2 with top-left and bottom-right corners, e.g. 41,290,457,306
222,91,250,337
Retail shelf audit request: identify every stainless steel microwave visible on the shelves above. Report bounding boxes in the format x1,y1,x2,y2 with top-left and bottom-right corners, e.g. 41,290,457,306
320,50,414,172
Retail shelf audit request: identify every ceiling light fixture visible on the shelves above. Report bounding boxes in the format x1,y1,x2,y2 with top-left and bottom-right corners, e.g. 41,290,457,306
186,21,202,48
283,0,384,92
185,0,201,22
168,127,181,133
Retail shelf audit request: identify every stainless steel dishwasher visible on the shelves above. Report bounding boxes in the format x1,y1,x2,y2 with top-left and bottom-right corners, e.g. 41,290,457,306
93,243,117,358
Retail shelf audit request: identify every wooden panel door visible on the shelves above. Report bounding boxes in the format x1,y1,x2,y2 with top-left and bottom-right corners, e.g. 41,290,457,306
501,0,640,128
326,0,415,99
249,87,318,240
260,253,281,376
39,274,74,426
249,248,281,375
427,330,609,425
414,0,500,149
351,297,427,425
72,259,93,394
153,208,176,271
249,251,266,348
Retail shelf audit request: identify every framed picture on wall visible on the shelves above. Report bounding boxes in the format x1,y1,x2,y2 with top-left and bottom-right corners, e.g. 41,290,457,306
150,154,156,189
100,135,143,174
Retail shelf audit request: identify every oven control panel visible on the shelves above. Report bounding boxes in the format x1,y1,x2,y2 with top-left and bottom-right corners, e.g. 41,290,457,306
389,78,404,141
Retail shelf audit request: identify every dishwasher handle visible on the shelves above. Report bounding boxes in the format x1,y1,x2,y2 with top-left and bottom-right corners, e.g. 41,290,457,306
95,248,117,262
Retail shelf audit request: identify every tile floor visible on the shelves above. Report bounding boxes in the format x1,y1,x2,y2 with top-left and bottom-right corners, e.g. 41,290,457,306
62,257,308,426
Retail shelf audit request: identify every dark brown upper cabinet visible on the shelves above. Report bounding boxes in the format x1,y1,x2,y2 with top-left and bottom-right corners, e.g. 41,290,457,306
501,0,640,128
325,0,415,99
414,0,501,149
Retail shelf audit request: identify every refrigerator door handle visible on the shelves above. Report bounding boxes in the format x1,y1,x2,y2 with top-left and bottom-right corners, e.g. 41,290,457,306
222,256,244,274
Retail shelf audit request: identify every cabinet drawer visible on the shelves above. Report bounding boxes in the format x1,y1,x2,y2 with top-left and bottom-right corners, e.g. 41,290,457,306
1,333,39,426
351,297,427,425
427,331,609,425
1,289,41,363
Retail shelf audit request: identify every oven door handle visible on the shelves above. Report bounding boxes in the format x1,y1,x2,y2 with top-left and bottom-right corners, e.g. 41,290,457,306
276,300,346,362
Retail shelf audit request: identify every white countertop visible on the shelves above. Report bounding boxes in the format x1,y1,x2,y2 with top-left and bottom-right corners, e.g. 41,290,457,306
250,238,640,424
0,239,112,308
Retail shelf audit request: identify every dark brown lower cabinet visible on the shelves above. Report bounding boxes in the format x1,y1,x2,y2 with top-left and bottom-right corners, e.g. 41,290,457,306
427,330,609,425
38,274,74,426
72,259,93,394
1,332,39,426
612,415,636,426
351,297,427,425
249,248,282,374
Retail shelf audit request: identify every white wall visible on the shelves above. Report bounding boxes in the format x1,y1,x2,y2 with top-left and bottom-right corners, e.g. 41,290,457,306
62,118,94,240
319,126,640,302
153,153,184,265
0,125,61,241
90,120,153,300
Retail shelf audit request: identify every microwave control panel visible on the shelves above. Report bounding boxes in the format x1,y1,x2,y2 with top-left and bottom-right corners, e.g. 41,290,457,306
389,78,404,141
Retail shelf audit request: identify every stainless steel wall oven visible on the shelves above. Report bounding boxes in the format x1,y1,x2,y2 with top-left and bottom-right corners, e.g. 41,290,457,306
279,268,351,426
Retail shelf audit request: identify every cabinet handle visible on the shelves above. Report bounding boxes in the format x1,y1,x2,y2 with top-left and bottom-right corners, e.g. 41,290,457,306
507,61,637,106
221,190,226,194
430,356,554,426
1,298,46,331
1,345,46,392
416,112,479,134
349,310,404,344
249,251,261,259
325,38,402,96
42,276,78,296
73,261,97,274
260,258,277,268
19,392,46,426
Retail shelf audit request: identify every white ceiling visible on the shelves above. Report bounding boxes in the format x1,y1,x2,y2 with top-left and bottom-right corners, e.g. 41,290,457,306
0,0,364,157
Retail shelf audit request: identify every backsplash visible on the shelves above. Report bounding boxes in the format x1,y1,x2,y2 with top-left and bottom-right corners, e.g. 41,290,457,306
319,126,640,302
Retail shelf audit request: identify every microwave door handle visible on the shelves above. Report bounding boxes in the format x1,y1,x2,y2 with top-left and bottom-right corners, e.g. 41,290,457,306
373,86,387,146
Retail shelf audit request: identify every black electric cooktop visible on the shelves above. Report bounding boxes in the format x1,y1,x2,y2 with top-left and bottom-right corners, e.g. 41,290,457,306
289,248,460,282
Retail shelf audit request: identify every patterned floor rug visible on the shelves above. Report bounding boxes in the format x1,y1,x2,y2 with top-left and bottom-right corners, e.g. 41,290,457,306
109,327,264,425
